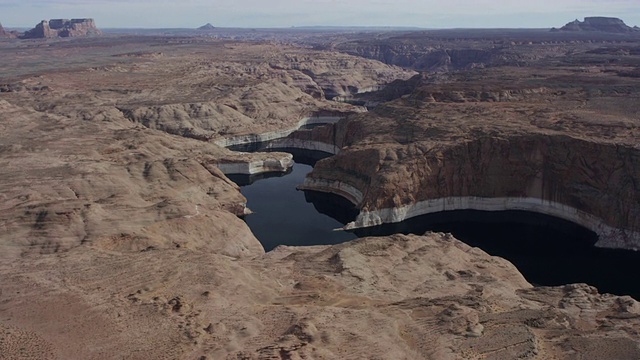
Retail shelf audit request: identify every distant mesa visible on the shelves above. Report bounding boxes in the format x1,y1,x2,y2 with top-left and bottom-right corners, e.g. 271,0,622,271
21,18,101,39
553,17,639,33
198,23,216,31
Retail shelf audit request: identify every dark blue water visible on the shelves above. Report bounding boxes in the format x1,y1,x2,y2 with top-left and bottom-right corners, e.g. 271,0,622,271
229,147,640,300
355,211,640,299
234,161,357,251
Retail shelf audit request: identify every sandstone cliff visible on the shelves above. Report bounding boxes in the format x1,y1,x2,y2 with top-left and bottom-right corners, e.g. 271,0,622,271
337,42,504,72
334,29,639,72
22,18,101,39
302,60,640,250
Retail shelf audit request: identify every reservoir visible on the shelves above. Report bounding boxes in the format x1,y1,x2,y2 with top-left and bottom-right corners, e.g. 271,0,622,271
227,150,358,252
229,148,640,300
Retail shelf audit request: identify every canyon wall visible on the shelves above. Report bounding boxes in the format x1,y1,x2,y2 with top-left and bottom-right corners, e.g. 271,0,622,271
299,55,640,249
304,134,640,248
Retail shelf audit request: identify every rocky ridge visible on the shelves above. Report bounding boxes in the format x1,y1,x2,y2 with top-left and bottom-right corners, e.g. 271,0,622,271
333,27,640,71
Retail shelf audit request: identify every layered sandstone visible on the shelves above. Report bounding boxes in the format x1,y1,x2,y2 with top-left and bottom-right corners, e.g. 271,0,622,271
302,60,640,249
22,18,101,39
0,36,411,256
1,31,640,359
333,28,640,72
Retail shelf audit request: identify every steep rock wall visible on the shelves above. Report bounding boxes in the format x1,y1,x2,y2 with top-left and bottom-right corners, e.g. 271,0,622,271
303,134,640,249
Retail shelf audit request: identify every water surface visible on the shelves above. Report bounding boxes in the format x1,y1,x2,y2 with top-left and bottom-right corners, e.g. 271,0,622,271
230,147,640,300
236,160,357,251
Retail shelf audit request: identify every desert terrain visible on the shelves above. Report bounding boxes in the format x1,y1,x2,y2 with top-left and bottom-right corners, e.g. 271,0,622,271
1,23,640,359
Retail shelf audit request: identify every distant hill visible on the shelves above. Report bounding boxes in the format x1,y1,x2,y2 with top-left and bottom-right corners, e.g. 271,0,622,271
553,17,639,33
198,23,215,31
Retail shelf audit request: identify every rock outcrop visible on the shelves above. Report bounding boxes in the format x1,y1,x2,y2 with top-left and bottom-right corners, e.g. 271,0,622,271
2,232,640,359
116,49,412,142
22,18,101,39
337,43,503,72
302,58,640,250
555,17,639,33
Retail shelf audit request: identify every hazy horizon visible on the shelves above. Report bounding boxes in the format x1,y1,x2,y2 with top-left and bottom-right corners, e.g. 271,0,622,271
1,0,639,29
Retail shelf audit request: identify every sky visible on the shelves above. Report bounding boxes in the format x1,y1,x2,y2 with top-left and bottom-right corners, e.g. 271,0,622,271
1,0,639,29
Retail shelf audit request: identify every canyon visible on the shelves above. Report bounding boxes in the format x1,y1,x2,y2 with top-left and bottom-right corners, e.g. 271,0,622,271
1,24,640,359
300,64,640,249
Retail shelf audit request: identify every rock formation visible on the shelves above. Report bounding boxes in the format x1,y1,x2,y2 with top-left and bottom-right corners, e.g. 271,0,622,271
198,23,216,30
1,31,640,359
301,60,640,250
555,17,639,33
3,232,640,359
334,28,640,72
22,18,101,39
